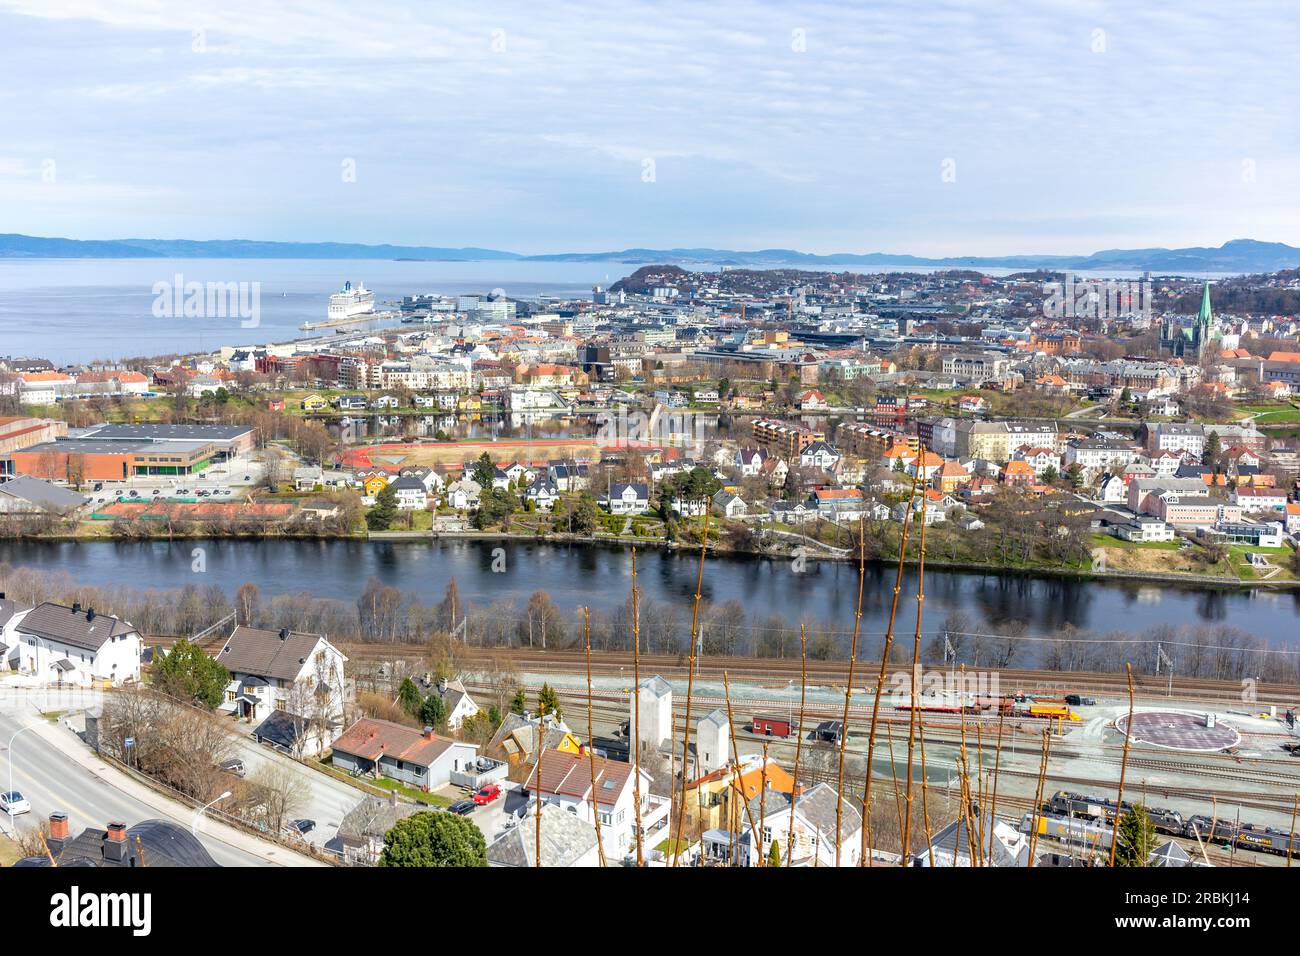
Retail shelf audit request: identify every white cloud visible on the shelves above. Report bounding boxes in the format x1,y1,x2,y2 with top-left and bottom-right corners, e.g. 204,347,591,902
0,0,1296,254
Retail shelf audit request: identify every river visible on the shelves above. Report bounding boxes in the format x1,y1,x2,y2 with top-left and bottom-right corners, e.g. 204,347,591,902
1,539,1296,649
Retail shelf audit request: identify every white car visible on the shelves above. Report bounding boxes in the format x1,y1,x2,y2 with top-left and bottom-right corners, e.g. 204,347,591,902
0,790,31,815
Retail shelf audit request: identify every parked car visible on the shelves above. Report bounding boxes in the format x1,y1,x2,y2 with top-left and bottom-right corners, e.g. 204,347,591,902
0,790,31,815
472,784,501,806
219,758,246,778
290,818,316,837
448,800,476,815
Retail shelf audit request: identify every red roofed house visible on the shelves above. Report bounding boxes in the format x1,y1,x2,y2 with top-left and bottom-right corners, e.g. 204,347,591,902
525,748,667,859
1002,460,1037,486
799,389,828,411
330,717,487,791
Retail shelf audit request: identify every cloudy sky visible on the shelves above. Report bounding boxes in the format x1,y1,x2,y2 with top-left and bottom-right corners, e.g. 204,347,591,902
1,0,1297,256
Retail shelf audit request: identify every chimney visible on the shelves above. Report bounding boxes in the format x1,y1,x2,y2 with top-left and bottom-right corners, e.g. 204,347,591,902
72,601,82,614
104,822,128,863
86,607,96,621
423,726,435,740
437,677,448,693
47,812,69,855
279,628,289,641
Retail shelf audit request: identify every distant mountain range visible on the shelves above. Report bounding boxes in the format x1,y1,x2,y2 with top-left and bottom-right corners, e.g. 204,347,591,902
2,233,1297,273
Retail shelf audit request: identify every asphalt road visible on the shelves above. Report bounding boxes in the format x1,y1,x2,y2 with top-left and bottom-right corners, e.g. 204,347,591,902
0,707,293,867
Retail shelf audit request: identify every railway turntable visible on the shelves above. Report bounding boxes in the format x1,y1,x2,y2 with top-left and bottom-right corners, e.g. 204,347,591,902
1114,710,1242,752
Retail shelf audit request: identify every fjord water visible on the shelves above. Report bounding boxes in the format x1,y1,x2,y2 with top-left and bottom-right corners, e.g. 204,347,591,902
0,258,632,363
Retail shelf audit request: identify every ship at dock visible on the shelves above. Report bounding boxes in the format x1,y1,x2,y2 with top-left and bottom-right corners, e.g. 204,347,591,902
301,280,378,330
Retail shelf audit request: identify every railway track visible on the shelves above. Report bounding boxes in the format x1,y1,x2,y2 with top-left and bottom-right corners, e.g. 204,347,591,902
339,643,1300,708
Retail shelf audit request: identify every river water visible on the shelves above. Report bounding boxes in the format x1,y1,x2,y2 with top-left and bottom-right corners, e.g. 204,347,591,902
1,538,1295,648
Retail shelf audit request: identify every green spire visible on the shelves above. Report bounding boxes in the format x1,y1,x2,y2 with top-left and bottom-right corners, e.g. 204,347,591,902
1197,282,1213,326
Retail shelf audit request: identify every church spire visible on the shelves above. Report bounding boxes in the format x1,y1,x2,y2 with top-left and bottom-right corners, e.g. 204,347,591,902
1197,281,1213,326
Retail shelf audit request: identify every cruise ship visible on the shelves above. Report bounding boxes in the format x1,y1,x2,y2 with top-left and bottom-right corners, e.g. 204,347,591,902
327,280,375,321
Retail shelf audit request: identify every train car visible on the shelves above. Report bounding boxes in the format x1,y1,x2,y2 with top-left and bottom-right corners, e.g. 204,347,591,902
1046,790,1184,835
1020,812,1112,848
750,715,793,738
894,701,965,714
1024,703,1082,722
1185,816,1300,857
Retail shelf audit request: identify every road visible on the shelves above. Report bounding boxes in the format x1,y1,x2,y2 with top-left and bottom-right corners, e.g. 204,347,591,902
0,693,321,866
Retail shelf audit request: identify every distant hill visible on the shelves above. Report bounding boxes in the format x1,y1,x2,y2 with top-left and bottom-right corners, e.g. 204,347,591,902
2,233,1297,273
0,233,522,261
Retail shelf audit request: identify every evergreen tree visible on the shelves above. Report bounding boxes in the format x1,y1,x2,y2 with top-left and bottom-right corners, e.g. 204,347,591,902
1203,431,1222,470
397,677,423,717
367,482,398,530
379,811,487,867
419,693,448,733
509,688,527,715
472,452,496,489
538,682,562,719
1115,805,1158,867
767,840,782,867
150,638,230,709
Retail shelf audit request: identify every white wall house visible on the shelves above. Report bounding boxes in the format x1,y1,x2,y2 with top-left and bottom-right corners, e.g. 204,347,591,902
12,601,141,686
214,625,349,757
525,749,668,860
747,783,863,867
603,483,650,515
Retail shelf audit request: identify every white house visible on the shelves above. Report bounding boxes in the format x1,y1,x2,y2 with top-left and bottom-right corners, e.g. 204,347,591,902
799,441,841,471
388,475,430,510
12,601,141,686
524,749,668,860
215,625,349,756
0,596,33,671
736,448,768,477
445,478,482,510
331,718,484,791
712,490,748,519
602,483,650,515
745,783,863,867
525,477,560,511
421,677,480,731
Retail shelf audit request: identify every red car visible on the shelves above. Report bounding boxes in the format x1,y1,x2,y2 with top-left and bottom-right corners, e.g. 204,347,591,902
472,784,501,806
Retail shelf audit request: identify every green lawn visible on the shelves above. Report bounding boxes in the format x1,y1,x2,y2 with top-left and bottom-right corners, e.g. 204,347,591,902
1090,533,1181,550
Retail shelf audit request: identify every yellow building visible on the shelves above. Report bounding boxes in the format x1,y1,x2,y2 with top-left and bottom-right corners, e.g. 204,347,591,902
681,756,797,839
300,394,328,411
360,472,390,497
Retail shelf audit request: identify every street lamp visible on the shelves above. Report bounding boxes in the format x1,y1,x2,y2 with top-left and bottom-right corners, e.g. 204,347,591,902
5,723,39,835
191,790,232,836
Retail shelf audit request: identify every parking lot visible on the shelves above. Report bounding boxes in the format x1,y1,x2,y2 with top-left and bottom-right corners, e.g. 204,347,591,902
82,459,269,509
435,781,527,845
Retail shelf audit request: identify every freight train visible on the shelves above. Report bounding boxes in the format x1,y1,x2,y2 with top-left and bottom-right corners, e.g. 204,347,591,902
1184,815,1300,858
1046,790,1185,836
1020,811,1112,847
1042,791,1300,859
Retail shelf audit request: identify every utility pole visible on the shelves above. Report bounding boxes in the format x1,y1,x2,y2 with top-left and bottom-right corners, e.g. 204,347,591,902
1156,644,1174,698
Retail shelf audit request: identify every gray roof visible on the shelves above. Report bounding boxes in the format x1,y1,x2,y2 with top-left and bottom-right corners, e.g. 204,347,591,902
0,597,32,629
336,796,424,841
216,625,324,681
81,423,252,444
486,804,598,868
17,602,137,652
698,708,728,729
0,475,88,513
637,675,672,699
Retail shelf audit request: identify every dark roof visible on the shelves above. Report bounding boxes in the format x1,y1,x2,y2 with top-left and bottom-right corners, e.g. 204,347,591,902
16,819,219,867
82,423,252,443
17,602,137,652
253,709,306,751
216,625,324,681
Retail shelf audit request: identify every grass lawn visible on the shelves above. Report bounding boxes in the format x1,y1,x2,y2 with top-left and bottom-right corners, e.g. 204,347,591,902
1089,533,1181,550
366,777,453,807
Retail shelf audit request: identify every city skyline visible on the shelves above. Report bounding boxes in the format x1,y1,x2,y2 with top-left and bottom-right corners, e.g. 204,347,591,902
1,0,1298,256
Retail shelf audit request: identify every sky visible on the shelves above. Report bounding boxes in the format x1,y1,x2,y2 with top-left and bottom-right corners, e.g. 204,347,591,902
1,0,1298,256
